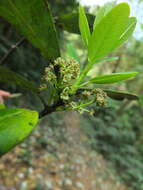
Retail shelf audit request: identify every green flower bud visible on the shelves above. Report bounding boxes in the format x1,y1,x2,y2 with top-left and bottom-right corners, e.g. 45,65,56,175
54,57,80,86
60,87,70,100
93,88,107,106
39,84,47,91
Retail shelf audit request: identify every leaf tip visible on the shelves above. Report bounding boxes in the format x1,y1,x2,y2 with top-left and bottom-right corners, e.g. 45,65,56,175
117,2,130,14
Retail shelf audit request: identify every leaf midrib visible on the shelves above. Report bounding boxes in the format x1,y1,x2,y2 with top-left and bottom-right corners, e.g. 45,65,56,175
0,110,23,123
7,0,41,46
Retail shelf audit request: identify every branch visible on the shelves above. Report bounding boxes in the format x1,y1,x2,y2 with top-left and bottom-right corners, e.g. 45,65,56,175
39,100,64,118
0,37,25,65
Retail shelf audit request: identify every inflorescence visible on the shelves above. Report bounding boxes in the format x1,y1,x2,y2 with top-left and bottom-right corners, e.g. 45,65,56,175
39,57,107,114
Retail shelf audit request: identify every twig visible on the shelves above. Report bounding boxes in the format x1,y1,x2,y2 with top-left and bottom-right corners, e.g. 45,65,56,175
0,35,63,118
39,100,64,118
0,37,25,65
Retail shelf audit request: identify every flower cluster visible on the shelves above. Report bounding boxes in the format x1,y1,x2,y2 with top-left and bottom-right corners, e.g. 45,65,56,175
39,57,107,114
65,88,107,114
39,64,57,91
60,87,70,100
81,88,107,106
42,65,57,83
54,57,80,86
39,57,80,100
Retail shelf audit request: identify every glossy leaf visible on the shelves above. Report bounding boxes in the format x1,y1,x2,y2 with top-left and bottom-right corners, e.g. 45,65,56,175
88,3,130,64
57,12,95,34
0,0,60,61
0,108,38,156
104,89,139,101
89,72,138,84
79,6,91,47
0,66,38,93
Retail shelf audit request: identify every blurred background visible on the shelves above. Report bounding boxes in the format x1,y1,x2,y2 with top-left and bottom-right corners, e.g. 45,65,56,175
0,0,143,189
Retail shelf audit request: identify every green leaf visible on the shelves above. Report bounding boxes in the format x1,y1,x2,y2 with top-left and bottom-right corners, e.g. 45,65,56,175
66,43,80,62
57,12,95,34
0,66,38,93
115,17,137,48
79,87,138,101
87,57,119,77
79,6,91,47
89,72,138,84
96,56,119,64
93,3,113,28
0,108,38,156
88,3,131,64
104,89,139,101
0,0,60,61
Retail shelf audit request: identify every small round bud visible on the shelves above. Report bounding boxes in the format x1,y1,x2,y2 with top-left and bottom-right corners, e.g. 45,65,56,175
53,57,80,86
60,87,70,100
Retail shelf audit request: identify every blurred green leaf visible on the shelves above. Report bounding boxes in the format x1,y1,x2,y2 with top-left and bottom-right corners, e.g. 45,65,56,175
57,12,95,34
10,93,22,98
0,0,60,61
0,66,38,93
88,3,131,64
0,108,38,156
104,89,139,101
0,104,5,109
79,87,138,101
96,56,119,63
66,43,80,62
79,6,91,47
89,72,138,84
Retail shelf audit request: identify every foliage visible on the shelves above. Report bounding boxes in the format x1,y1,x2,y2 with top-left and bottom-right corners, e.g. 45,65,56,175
0,108,38,156
81,101,143,190
73,3,137,90
0,0,60,61
81,72,138,85
0,1,138,156
57,12,95,34
0,66,38,92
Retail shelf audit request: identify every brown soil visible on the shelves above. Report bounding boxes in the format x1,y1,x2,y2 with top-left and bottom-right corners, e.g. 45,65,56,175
0,111,127,190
